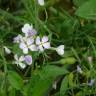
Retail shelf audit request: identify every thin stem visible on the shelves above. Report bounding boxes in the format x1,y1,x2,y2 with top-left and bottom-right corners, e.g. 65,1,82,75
1,47,8,96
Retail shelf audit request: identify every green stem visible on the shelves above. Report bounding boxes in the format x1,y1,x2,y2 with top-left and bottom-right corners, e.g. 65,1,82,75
1,47,8,96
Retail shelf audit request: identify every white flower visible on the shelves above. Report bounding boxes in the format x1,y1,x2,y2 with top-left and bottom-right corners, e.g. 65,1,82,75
4,46,11,54
14,54,26,69
36,36,51,52
22,23,37,37
77,65,83,74
55,45,64,56
24,55,32,65
37,0,44,6
19,37,37,54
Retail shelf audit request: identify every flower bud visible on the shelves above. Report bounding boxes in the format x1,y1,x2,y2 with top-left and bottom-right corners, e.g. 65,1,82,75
4,46,11,54
60,57,76,65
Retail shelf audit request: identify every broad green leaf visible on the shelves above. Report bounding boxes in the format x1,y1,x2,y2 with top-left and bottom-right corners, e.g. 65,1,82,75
8,71,24,90
39,65,68,78
24,65,68,96
73,0,88,7
75,0,96,20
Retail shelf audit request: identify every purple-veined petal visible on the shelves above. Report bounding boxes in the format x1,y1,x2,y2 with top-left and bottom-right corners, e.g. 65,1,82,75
29,44,38,51
42,36,48,43
19,42,27,49
36,36,41,45
24,55,32,65
13,35,23,43
43,42,50,49
26,38,34,45
22,23,33,34
26,29,37,37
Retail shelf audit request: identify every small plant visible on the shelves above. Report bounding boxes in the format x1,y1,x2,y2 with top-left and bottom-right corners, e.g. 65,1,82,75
13,23,64,69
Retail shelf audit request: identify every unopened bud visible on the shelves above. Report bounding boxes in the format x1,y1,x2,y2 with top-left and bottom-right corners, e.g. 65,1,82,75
60,57,76,65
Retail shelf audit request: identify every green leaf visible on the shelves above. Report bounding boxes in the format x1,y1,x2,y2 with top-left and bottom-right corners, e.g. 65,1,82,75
60,76,69,95
75,0,96,20
73,0,88,7
12,44,23,55
24,65,68,96
8,71,24,90
8,87,16,96
75,91,83,96
0,72,5,96
68,73,74,87
39,65,68,78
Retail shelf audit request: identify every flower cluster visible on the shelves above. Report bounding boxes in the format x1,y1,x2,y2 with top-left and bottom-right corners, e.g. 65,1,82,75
13,23,64,69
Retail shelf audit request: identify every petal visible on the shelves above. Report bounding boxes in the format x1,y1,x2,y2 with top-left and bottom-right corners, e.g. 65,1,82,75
26,38,34,46
42,36,48,43
29,44,38,51
36,36,41,45
19,62,26,69
19,56,25,62
56,45,64,56
26,29,37,37
14,54,18,61
43,42,50,49
31,29,37,35
13,35,23,43
22,23,33,33
19,42,27,49
38,45,44,52
23,48,28,54
24,55,32,65
56,48,64,56
13,36,19,43
58,45,64,50
38,0,44,6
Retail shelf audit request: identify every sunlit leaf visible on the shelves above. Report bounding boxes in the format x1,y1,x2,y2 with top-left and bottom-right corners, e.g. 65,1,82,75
76,0,96,20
